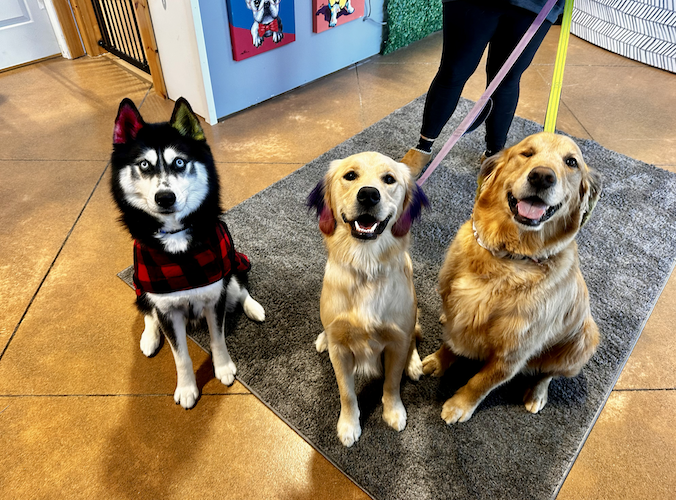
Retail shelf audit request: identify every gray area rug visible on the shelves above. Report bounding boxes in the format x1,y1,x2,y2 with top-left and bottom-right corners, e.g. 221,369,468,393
119,96,676,499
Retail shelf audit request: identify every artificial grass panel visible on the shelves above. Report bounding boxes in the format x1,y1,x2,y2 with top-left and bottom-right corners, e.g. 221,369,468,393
382,0,443,54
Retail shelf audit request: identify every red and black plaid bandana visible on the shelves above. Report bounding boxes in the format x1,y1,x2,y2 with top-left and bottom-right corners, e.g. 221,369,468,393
133,221,251,296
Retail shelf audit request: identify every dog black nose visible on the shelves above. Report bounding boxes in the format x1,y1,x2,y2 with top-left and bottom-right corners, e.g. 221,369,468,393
528,167,557,190
155,190,176,208
357,187,380,207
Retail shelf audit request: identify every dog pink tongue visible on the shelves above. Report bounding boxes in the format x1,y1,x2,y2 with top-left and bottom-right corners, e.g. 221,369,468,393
517,199,547,220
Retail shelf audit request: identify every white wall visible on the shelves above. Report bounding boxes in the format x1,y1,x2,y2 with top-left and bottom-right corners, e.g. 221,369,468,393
148,0,212,122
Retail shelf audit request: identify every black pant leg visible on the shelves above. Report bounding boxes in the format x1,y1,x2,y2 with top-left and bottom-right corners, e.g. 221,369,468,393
420,1,500,140
484,8,552,152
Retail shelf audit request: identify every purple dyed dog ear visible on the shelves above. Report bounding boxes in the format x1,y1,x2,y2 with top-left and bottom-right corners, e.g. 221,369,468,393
318,206,336,235
392,184,429,237
113,98,144,145
306,180,336,235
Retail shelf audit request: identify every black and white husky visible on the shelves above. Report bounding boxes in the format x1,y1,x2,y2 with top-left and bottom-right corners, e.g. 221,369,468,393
110,97,265,409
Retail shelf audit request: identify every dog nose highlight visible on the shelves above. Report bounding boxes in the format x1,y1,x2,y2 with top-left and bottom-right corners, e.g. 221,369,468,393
528,167,557,190
357,187,380,207
155,190,176,208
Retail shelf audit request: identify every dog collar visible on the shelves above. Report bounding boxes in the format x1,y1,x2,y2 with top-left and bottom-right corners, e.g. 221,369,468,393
471,217,545,265
155,225,191,236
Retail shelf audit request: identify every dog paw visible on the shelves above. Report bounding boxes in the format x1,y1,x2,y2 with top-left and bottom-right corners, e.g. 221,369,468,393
243,296,265,322
140,328,161,357
422,352,446,377
337,415,361,447
406,349,424,381
273,32,283,43
524,386,548,414
441,395,476,424
315,332,328,353
382,401,407,432
174,383,199,409
214,360,237,386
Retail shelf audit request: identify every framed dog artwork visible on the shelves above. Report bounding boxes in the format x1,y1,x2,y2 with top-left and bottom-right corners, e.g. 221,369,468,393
226,0,296,61
313,0,364,33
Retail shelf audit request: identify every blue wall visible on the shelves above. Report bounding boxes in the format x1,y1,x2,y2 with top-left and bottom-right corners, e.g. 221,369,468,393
197,0,384,120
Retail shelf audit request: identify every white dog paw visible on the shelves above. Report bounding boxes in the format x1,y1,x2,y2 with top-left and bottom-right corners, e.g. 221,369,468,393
243,296,265,322
315,331,328,353
174,383,199,409
382,401,407,432
406,349,424,381
441,395,476,424
214,360,237,386
337,415,361,447
140,328,161,357
524,386,549,414
273,32,283,43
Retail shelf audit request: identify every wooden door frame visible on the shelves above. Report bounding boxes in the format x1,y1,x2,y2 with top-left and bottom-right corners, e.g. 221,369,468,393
51,1,86,59
66,0,167,98
132,0,167,98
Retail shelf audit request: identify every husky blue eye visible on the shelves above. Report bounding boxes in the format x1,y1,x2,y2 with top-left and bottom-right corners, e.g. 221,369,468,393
175,158,185,168
139,160,150,171
383,174,396,184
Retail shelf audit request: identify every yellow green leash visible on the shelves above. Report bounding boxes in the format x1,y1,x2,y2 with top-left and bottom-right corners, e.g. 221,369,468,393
544,0,574,133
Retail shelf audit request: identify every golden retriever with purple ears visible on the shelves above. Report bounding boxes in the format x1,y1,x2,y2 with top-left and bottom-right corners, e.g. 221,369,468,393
307,151,428,447
423,132,601,424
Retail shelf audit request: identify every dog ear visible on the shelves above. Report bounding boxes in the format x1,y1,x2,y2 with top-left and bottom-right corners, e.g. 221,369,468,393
113,98,145,145
171,97,206,141
580,167,602,227
392,183,429,237
307,179,336,236
476,151,502,197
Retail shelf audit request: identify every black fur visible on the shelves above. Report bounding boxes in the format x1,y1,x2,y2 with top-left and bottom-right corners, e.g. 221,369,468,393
110,98,222,251
109,98,264,409
109,98,235,316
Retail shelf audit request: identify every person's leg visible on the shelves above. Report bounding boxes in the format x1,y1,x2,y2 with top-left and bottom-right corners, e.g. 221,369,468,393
420,1,500,142
402,1,500,173
484,7,552,153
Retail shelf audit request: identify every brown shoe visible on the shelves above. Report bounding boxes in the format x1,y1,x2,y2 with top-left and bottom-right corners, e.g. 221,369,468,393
400,148,432,177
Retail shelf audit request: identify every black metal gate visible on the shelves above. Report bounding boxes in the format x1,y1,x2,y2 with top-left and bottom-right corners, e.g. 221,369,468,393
90,0,150,73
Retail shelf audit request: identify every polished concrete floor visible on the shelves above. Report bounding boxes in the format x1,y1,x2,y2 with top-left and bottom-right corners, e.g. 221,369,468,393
1,27,675,499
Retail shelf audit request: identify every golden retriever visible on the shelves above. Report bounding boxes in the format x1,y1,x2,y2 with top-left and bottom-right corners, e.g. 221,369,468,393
423,132,601,424
307,151,428,447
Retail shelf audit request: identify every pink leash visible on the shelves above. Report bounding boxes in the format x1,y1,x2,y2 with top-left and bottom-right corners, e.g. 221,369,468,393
416,0,559,187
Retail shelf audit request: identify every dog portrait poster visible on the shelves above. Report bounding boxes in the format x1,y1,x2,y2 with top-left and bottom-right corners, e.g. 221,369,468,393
226,0,296,61
313,0,364,33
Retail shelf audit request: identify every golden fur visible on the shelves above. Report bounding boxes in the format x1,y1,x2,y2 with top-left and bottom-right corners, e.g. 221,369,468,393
313,151,424,447
423,132,601,423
